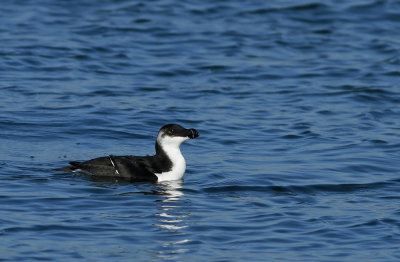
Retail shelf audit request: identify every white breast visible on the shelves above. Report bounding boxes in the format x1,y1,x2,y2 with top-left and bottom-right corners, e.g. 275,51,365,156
155,147,186,182
154,134,189,182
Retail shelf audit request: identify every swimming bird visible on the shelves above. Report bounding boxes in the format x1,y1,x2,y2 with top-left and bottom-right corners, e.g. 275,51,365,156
56,124,199,182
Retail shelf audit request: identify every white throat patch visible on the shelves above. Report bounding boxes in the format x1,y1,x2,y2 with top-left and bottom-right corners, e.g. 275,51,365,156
155,132,190,182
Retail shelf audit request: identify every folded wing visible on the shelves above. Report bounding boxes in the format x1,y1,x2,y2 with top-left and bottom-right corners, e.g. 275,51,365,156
56,155,158,182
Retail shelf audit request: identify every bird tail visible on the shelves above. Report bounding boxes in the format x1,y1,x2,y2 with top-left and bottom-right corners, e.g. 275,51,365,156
54,162,80,172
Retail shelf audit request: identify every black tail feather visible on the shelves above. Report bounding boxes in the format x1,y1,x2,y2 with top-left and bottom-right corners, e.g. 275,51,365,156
54,165,77,172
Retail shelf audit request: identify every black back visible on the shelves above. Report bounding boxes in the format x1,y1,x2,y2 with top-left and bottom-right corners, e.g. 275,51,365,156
61,154,164,182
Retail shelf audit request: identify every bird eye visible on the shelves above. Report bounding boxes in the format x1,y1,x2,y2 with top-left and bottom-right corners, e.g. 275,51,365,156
169,129,174,134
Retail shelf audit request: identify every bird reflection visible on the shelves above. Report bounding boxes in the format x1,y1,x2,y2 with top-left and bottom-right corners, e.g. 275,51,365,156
152,180,191,259
154,180,184,202
85,178,191,259
153,180,188,230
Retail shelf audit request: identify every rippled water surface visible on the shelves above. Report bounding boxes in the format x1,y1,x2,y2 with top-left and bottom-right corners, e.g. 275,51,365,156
1,0,400,261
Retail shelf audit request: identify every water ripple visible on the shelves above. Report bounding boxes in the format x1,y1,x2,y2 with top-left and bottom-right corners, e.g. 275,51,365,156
1,0,400,261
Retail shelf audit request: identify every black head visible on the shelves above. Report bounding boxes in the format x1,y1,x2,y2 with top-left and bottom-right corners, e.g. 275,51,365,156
159,124,199,140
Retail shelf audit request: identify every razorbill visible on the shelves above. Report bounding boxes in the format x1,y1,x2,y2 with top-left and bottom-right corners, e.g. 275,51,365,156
56,124,199,182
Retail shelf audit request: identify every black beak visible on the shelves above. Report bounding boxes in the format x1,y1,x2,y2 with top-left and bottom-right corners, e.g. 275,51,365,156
189,128,199,139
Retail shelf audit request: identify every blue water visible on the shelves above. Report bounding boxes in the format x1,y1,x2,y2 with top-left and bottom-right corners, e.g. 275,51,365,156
1,0,400,261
